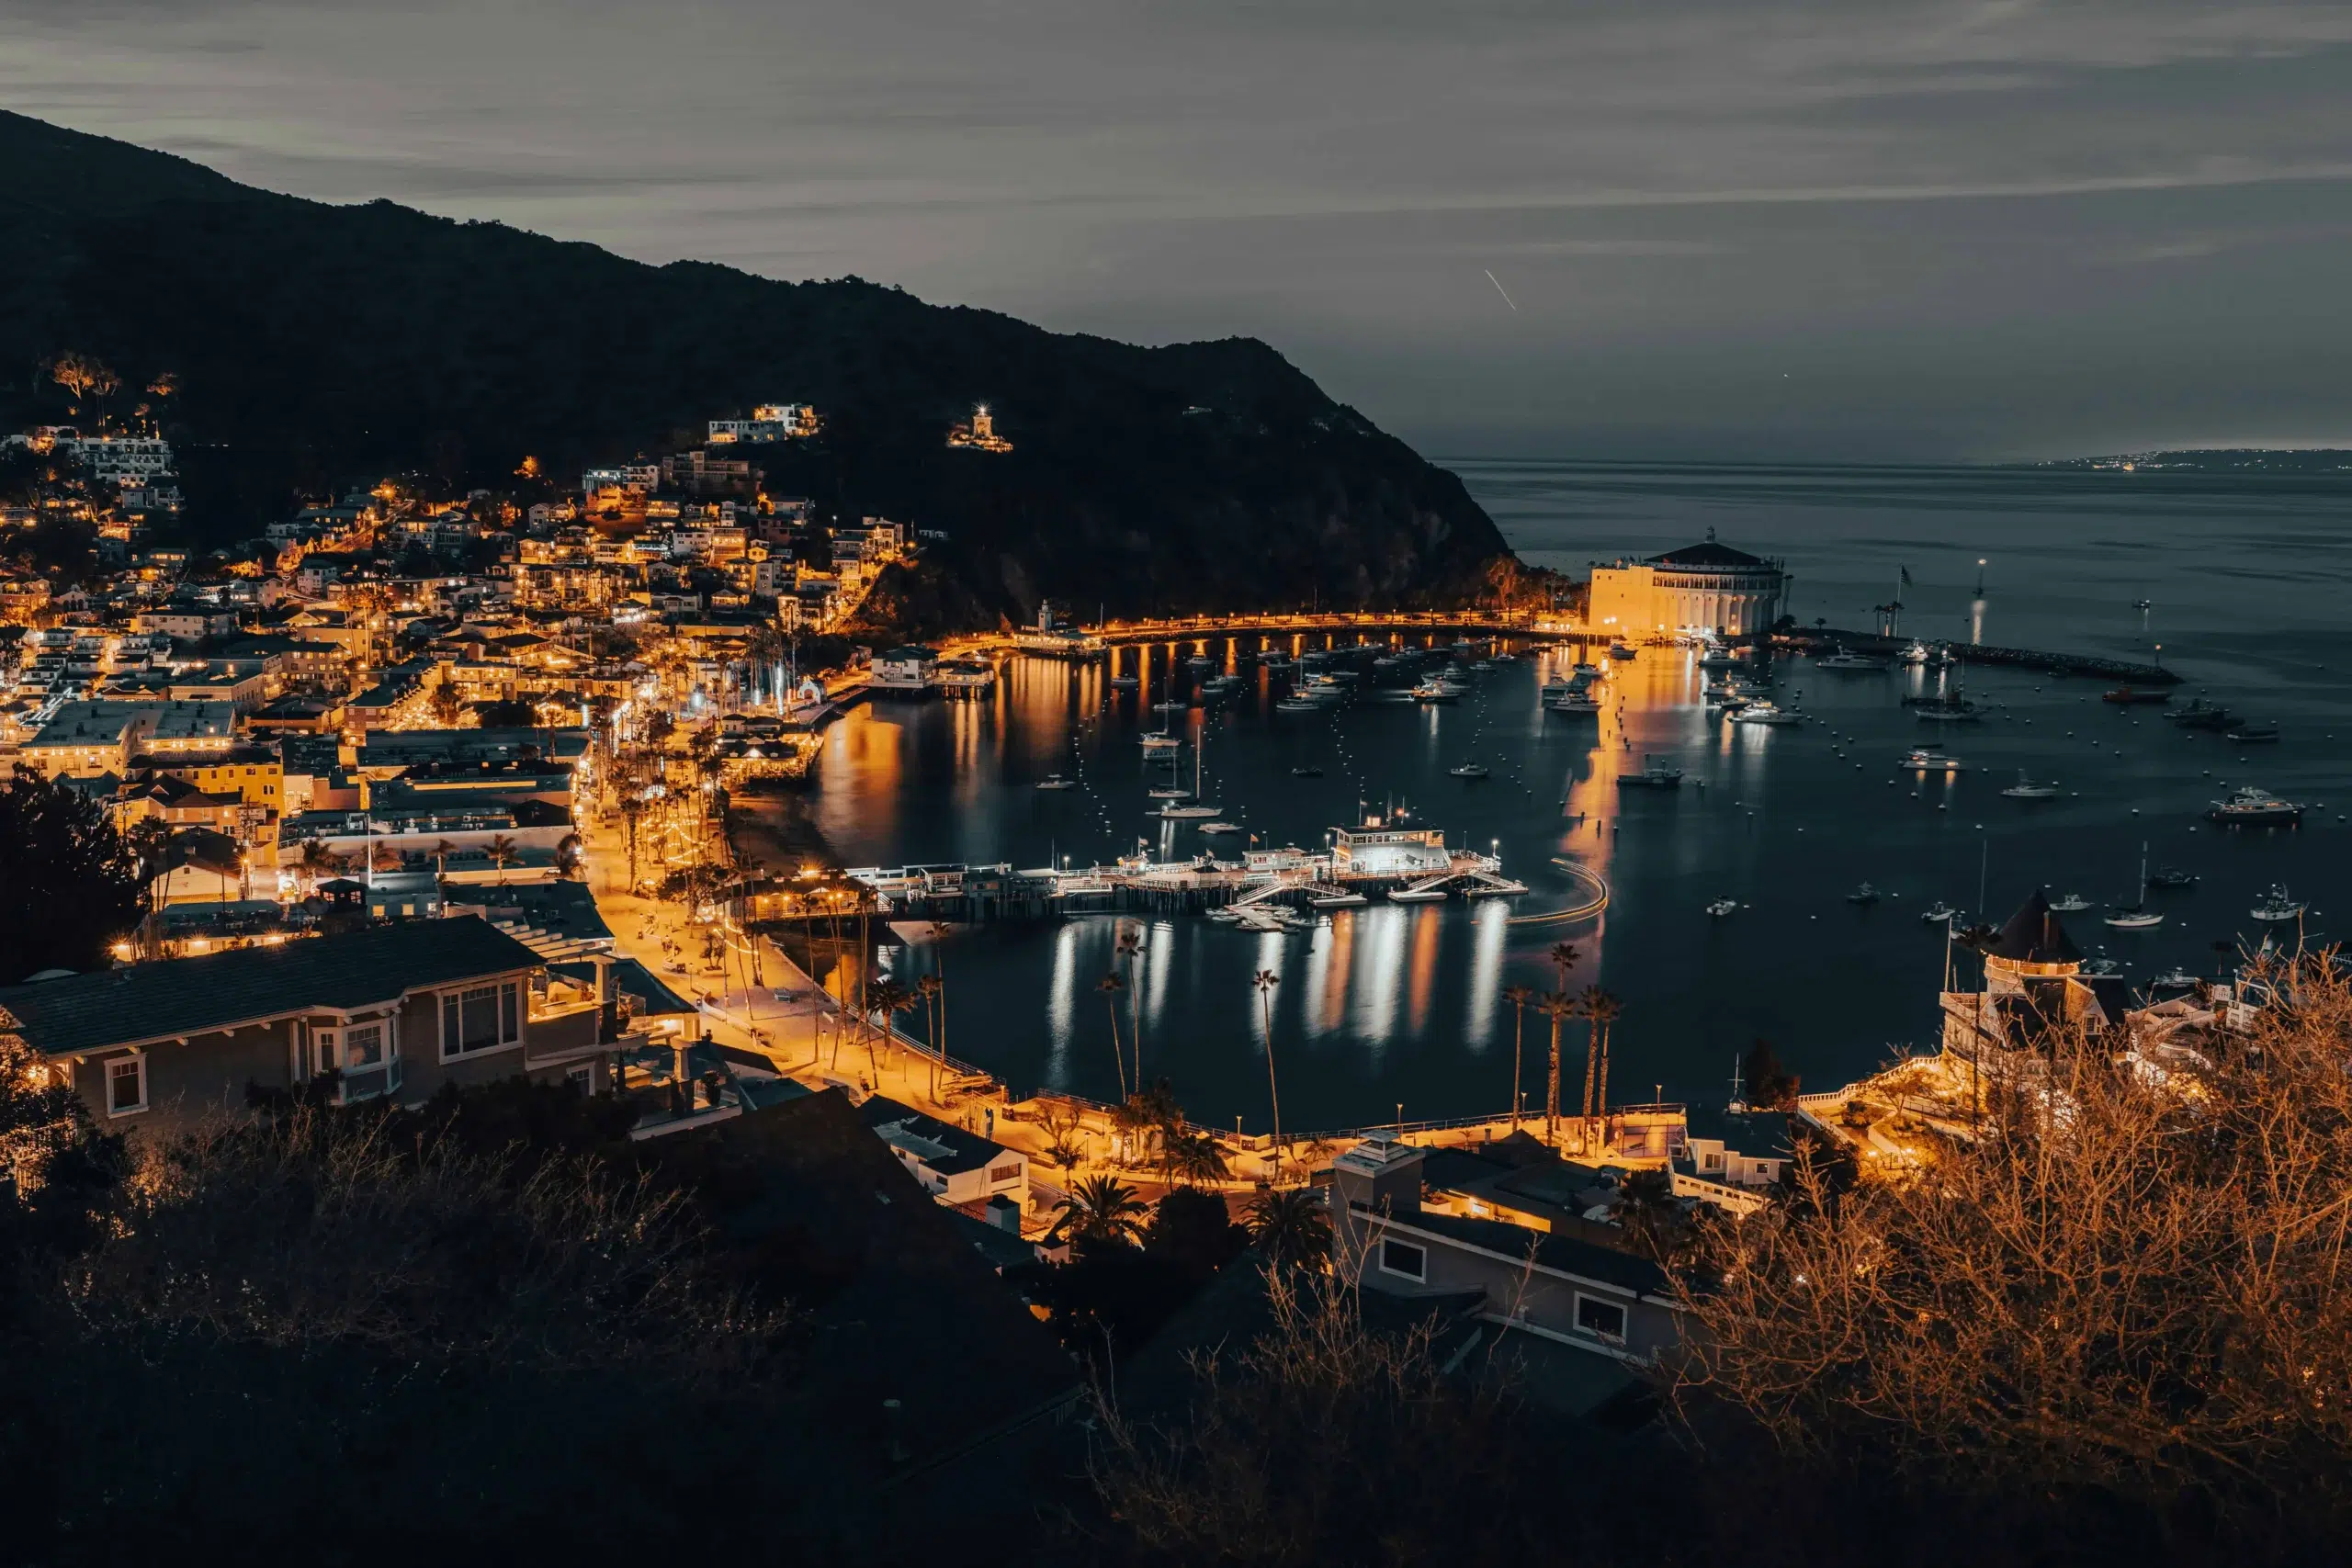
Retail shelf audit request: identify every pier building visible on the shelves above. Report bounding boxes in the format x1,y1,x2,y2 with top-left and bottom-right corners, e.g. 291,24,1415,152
1588,529,1788,639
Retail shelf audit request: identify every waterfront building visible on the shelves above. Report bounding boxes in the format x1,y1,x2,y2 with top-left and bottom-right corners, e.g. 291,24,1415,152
1587,528,1789,639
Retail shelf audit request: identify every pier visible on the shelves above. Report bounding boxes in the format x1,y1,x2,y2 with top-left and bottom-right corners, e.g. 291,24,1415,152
1780,626,2179,685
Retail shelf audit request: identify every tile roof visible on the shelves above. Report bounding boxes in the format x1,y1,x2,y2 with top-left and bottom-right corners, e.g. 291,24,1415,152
0,916,541,1056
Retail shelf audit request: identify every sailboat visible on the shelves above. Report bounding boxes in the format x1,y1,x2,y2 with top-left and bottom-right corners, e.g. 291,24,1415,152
1157,727,1222,819
2104,843,2165,929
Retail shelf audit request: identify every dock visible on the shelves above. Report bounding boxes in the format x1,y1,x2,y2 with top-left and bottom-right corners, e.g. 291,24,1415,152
1779,627,2179,685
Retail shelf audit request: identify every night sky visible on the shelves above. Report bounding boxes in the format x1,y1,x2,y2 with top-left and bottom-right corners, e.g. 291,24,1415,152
13,1,2352,458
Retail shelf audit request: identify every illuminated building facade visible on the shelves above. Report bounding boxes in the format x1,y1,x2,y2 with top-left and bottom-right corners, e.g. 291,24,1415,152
1587,529,1789,638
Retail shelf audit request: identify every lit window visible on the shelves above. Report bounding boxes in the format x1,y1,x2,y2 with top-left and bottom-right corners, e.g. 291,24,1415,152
1378,1238,1426,1281
1576,1294,1627,1342
106,1055,148,1116
441,980,521,1056
345,1023,384,1067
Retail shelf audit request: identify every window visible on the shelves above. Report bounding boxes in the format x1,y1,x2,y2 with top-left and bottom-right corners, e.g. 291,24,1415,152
1378,1238,1427,1281
1576,1294,1627,1342
345,1023,384,1068
441,980,522,1057
107,1055,148,1116
988,1162,1022,1184
313,1030,338,1075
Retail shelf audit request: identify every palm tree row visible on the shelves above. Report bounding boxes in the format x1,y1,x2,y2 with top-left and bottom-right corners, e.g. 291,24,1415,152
1499,942,1625,1154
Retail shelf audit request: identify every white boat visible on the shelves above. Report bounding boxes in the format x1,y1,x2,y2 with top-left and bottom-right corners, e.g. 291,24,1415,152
2208,786,2304,827
1148,785,1192,800
1158,803,1222,819
2105,844,2165,929
1309,890,1369,908
1731,703,1804,726
1816,646,1888,671
1108,675,1140,690
1035,775,1078,791
1140,733,1181,750
1411,678,1464,703
1274,698,1324,713
1705,897,1740,918
1152,698,1188,713
1697,649,1745,670
1899,748,1966,771
1897,642,1930,666
1921,902,1958,924
1448,762,1490,779
1197,821,1243,835
2151,969,2201,988
2048,892,2091,912
1387,885,1452,904
1618,761,1684,788
1847,883,1882,905
2001,773,2062,800
2251,885,2306,922
1913,699,1982,722
1464,879,1528,897
1551,694,1605,715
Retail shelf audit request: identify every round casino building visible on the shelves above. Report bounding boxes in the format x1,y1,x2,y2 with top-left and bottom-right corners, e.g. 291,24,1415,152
1586,528,1790,639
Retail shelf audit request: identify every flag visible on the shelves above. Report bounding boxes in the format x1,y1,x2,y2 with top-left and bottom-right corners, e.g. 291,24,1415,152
1900,566,1914,587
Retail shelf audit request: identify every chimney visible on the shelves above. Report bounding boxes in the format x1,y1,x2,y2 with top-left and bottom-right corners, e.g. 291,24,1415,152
592,953,616,1040
1331,1135,1425,1218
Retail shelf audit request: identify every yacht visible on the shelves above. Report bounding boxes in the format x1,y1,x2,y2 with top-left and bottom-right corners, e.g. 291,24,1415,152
1573,661,1602,677
1448,762,1491,780
1290,765,1324,778
1697,647,1746,670
2251,886,2306,922
1816,646,1889,671
1148,785,1193,801
1411,676,1467,702
1705,897,1741,919
1618,760,1684,789
1197,821,1243,835
1387,884,1452,904
1898,748,1966,771
1140,733,1181,751
2169,698,2235,731
1551,691,1606,715
1152,698,1189,714
1185,655,1214,671
1540,676,1577,699
2207,786,2303,827
1897,642,1931,667
1157,802,1223,820
1847,883,1882,905
1108,674,1140,691
2048,891,2091,912
2147,866,2197,889
1274,698,1324,714
1922,902,1958,924
1913,698,1982,722
2000,773,2062,800
1731,703,1804,726
1035,775,1078,791
2224,722,2281,744
1608,640,1638,660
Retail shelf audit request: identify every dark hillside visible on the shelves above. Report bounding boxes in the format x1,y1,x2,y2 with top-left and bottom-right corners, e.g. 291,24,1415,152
0,110,1512,626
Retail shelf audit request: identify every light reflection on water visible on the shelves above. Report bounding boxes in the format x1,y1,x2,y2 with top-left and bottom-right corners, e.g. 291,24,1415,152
818,462,2352,1131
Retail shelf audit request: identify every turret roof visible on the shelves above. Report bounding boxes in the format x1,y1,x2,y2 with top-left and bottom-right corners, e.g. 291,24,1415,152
1982,890,2083,965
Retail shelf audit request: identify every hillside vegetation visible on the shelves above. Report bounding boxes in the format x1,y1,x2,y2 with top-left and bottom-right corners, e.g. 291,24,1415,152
0,110,1511,627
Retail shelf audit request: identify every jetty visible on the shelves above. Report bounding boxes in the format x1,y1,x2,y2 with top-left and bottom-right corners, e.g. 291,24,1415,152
1779,627,2178,685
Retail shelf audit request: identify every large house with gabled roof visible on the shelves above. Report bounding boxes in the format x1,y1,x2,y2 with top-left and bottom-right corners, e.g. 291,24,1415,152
0,917,615,1132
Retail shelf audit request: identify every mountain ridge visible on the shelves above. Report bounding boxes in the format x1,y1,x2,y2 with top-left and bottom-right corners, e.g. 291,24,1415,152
0,109,1514,628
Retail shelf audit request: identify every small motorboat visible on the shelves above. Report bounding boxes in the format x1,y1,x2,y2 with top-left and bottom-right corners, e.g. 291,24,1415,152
1035,775,1079,791
1899,748,1967,771
1108,675,1140,690
1449,762,1491,780
1148,785,1193,800
2000,773,2062,800
2207,786,2303,827
1897,642,1931,666
2251,886,2306,922
1922,902,1958,924
1274,698,1324,713
2147,866,2197,889
2048,891,2091,912
1140,733,1181,750
1551,693,1606,715
1387,885,1452,904
1731,703,1804,726
1847,883,1883,906
1608,640,1638,660
2132,598,2154,611
1816,646,1889,671
1412,678,1465,703
1705,898,1740,919
1310,890,1369,908
2224,722,2280,744
1290,765,1324,778
1197,821,1243,835
2151,969,2201,989
1913,699,1982,722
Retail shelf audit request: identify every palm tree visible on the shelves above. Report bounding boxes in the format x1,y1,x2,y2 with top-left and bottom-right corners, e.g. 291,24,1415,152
1116,926,1146,1085
432,838,458,875
485,833,519,885
1048,1174,1149,1250
1539,990,1577,1147
1170,1133,1230,1188
1252,967,1284,1180
1246,1186,1330,1269
916,972,945,1100
297,838,339,893
1097,972,1128,1101
1501,983,1533,1130
1585,987,1623,1142
1549,940,1580,992
865,977,914,1077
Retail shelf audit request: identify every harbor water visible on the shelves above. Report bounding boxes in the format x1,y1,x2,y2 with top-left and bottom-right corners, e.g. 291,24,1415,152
773,461,2352,1132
